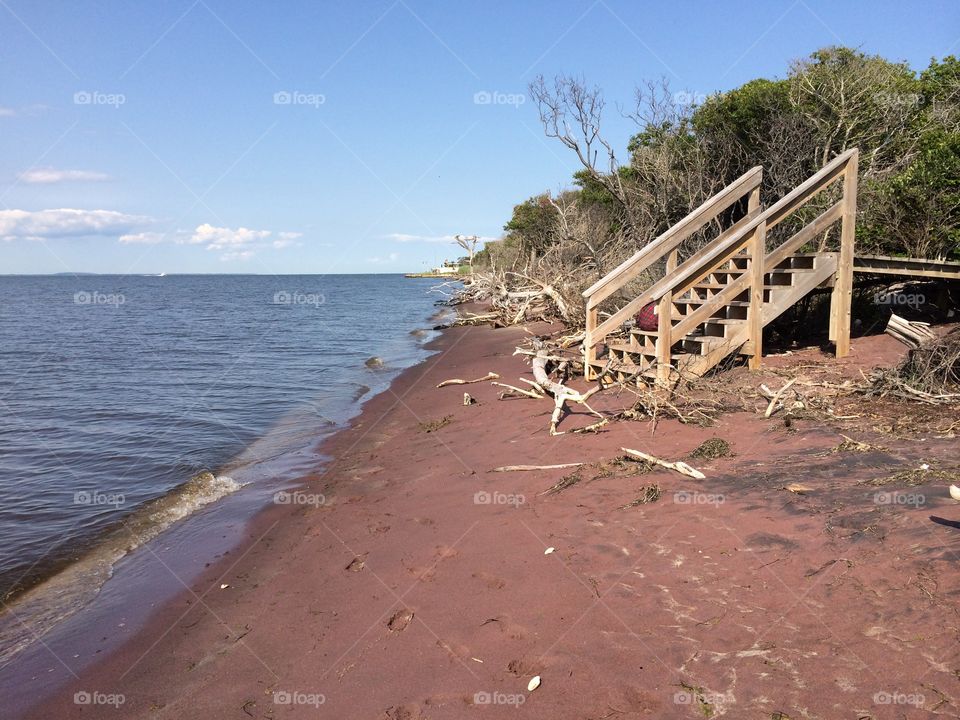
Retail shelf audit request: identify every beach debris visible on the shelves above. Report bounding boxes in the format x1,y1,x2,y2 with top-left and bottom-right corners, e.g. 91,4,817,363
570,417,609,433
463,392,476,406
885,312,937,349
471,657,484,663
418,415,453,433
949,485,960,501
345,556,366,572
690,438,731,459
527,675,541,692
864,328,960,404
761,378,797,418
862,465,960,487
540,469,582,495
621,447,705,480
785,483,814,494
364,356,385,369
492,380,546,400
492,463,584,473
387,608,414,632
526,339,604,435
544,547,555,555
619,484,662,508
436,372,499,388
832,434,880,453
220,583,229,589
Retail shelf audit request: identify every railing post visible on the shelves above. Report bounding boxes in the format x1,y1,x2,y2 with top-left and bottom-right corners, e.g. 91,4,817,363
584,302,598,380
830,150,858,357
747,220,766,370
666,248,678,275
655,293,673,389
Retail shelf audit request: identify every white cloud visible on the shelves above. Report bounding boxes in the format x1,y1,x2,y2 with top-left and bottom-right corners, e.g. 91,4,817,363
0,208,153,241
119,231,167,244
20,168,110,184
0,106,14,117
186,223,272,250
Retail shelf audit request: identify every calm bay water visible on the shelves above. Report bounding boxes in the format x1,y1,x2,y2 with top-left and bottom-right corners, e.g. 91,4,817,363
0,274,442,606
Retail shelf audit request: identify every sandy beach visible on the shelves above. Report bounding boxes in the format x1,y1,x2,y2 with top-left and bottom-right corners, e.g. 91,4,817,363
22,316,960,719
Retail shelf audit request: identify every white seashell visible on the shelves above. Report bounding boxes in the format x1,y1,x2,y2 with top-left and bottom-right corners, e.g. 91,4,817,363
920,463,930,471
949,485,960,502
220,584,229,589
544,547,555,555
527,675,541,692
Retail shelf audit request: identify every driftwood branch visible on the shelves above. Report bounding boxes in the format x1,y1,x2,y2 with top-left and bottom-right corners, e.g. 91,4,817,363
530,340,604,435
491,463,585,472
621,447,706,479
436,372,499,388
885,313,937,349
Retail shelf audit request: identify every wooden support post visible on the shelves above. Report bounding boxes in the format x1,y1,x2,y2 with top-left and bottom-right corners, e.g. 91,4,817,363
666,248,679,275
584,304,598,380
830,150,858,357
655,293,673,389
748,185,761,214
747,220,766,370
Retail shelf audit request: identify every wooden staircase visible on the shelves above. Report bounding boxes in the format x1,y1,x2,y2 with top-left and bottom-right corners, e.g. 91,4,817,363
583,149,859,386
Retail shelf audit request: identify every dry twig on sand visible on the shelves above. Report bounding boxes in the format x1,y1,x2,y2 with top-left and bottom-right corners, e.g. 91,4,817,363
621,447,706,479
436,372,499,388
491,463,584,472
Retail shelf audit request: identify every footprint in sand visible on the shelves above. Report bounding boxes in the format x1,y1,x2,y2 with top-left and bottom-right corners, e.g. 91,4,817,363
506,658,542,677
387,608,415,632
383,704,423,720
472,571,506,590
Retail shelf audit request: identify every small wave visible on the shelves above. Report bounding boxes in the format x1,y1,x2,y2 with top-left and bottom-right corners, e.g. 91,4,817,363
0,471,241,666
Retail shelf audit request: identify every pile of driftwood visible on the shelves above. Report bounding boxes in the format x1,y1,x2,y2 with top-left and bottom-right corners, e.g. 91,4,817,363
493,339,605,435
445,270,580,328
868,322,960,404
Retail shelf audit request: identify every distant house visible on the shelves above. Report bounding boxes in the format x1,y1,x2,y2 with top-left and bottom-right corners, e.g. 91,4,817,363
432,266,458,274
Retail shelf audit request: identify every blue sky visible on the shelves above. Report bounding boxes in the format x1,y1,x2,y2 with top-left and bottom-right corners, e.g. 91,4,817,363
1,0,958,274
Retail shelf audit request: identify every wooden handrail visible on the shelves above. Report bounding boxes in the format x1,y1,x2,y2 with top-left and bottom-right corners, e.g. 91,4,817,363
590,210,760,341
583,166,762,308
583,148,859,379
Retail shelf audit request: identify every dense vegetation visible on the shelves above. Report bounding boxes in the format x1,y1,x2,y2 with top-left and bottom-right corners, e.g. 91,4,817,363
473,48,959,324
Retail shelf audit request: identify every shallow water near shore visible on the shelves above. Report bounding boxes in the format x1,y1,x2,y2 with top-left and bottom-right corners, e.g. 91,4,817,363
0,273,444,668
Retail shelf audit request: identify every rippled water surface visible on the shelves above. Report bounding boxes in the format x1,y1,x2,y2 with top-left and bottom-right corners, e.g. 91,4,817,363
0,274,441,600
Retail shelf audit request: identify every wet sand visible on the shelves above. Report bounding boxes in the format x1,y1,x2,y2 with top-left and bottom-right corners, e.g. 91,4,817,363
21,319,960,719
